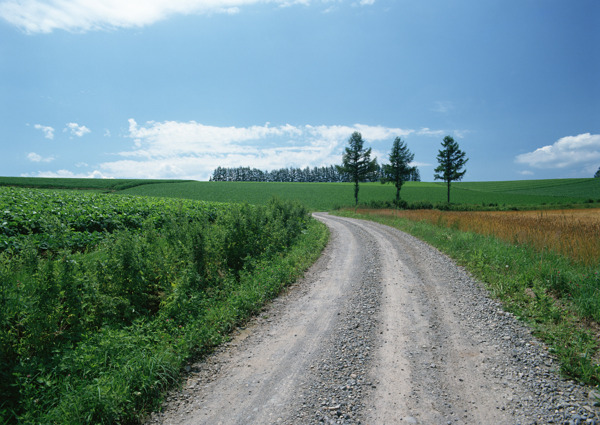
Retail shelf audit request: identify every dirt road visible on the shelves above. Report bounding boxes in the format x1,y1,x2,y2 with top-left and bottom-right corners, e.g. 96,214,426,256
148,213,599,425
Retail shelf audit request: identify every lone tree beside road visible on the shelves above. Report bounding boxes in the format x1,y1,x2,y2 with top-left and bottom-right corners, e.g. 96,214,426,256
434,135,468,203
337,131,378,206
381,137,416,205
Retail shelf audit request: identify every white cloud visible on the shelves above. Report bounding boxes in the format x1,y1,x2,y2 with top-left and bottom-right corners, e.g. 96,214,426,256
91,119,439,180
518,170,534,176
0,0,297,33
27,152,55,162
34,124,54,139
416,127,445,137
22,169,109,178
452,129,470,139
125,119,303,158
432,101,454,114
352,124,412,141
65,122,91,137
515,133,600,175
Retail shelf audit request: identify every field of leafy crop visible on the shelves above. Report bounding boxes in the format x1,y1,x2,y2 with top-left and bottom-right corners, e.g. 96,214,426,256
0,187,221,253
0,187,327,424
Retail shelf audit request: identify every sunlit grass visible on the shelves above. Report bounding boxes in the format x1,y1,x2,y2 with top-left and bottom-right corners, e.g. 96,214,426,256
122,180,598,211
356,208,600,266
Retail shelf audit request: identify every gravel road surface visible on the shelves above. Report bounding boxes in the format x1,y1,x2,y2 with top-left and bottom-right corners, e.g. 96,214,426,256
147,213,600,425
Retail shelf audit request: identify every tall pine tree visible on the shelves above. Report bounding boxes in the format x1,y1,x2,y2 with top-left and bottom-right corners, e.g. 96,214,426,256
381,137,416,205
434,135,468,203
337,132,378,206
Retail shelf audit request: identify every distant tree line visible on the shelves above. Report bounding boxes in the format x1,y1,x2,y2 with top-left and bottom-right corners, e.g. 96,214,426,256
210,165,421,183
211,131,469,206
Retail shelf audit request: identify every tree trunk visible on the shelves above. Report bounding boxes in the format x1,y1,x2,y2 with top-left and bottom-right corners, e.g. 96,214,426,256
447,180,451,203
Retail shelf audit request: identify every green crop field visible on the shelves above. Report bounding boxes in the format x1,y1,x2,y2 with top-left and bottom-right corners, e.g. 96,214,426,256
0,176,192,191
2,177,598,210
120,179,600,210
0,186,222,252
458,178,600,198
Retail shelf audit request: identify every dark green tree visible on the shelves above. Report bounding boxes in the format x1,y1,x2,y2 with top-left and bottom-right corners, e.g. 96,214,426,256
434,135,468,203
337,131,378,206
595,166,600,178
381,137,416,205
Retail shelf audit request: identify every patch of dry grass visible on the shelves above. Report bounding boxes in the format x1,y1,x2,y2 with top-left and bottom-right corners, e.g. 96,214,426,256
357,208,600,266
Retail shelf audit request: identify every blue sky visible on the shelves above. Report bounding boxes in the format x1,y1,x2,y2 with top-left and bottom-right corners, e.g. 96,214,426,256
0,0,598,182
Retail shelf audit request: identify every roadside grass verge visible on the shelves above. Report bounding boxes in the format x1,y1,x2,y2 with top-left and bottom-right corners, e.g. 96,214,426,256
335,209,600,385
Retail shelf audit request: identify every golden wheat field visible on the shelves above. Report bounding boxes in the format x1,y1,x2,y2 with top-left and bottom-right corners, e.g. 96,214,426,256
358,208,600,266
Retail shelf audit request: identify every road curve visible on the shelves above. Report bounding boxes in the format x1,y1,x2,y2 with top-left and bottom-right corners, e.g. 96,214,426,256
148,213,599,425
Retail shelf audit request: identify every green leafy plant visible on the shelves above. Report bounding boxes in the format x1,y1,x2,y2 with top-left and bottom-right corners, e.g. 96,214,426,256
0,189,326,424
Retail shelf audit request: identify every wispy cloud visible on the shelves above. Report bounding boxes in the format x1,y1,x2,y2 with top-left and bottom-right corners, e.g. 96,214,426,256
416,127,445,137
65,122,91,137
22,169,108,179
432,101,454,114
515,133,600,175
34,124,54,139
0,0,359,33
27,152,55,162
415,128,468,139
518,170,534,176
93,119,442,180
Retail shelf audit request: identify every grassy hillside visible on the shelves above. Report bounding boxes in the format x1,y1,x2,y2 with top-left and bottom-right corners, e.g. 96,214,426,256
121,179,599,210
458,178,600,199
0,176,192,191
1,177,598,211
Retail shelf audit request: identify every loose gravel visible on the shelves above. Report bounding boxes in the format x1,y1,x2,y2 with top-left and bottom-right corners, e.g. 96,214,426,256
147,213,599,425
280,224,381,425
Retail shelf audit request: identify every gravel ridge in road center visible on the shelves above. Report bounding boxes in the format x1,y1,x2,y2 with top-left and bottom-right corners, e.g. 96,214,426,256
281,220,382,425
